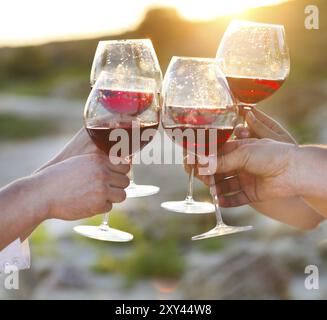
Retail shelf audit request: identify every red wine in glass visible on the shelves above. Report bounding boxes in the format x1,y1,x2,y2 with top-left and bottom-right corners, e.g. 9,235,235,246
167,126,233,156
86,123,158,158
165,105,234,156
226,76,285,104
226,76,285,116
168,105,229,126
98,89,154,115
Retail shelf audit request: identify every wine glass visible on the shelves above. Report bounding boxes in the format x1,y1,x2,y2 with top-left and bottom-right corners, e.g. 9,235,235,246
74,71,159,242
161,57,215,214
217,20,290,118
90,39,162,198
162,56,252,240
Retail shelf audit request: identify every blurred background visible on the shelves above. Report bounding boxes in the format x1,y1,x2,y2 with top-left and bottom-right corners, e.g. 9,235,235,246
1,0,327,299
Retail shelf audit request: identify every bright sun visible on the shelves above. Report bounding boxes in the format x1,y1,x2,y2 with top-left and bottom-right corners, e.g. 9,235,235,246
173,0,287,20
0,0,289,47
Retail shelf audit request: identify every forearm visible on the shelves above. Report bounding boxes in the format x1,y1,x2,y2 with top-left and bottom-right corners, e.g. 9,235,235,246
293,146,327,217
0,176,47,250
251,197,324,230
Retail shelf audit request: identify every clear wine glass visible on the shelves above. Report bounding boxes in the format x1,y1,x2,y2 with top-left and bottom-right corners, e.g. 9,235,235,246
74,71,159,241
160,56,215,214
90,39,162,198
216,20,290,119
162,56,252,240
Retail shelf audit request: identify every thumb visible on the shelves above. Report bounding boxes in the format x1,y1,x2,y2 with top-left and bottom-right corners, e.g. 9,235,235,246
246,111,280,140
234,123,251,139
215,144,249,174
197,139,253,175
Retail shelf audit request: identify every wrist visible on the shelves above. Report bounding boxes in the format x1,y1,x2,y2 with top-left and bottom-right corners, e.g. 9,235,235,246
283,143,301,198
24,173,52,222
290,145,327,198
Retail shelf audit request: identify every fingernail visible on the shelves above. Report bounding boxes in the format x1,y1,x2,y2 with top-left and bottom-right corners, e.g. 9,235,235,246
197,155,218,176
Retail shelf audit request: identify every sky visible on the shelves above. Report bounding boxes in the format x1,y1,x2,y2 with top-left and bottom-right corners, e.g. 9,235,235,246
0,0,288,47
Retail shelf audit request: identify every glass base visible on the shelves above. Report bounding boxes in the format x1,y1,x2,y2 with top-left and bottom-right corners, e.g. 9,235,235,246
161,200,215,214
192,224,253,240
74,225,133,242
125,183,160,198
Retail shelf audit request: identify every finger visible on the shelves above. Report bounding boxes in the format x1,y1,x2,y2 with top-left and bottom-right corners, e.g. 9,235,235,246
246,111,281,140
234,124,251,139
195,172,211,185
214,171,238,185
184,162,196,176
184,162,190,173
185,163,211,185
215,175,241,195
101,201,113,213
196,139,258,175
107,157,130,174
107,186,127,203
218,138,258,154
184,162,195,173
215,171,238,180
188,165,209,185
251,108,297,144
107,171,130,189
251,108,287,134
218,190,250,208
215,143,250,174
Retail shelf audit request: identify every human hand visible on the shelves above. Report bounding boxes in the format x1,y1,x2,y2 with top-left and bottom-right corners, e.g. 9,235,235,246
186,138,299,206
232,108,312,219
234,107,297,144
35,154,130,221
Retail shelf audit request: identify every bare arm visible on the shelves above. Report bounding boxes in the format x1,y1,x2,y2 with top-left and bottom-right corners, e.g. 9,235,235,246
0,175,47,250
12,128,101,242
250,197,324,230
231,108,324,229
0,154,129,250
295,145,327,218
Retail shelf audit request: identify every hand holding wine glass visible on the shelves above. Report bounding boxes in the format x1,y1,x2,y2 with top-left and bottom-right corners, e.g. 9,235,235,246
191,138,299,203
37,154,130,221
227,109,324,230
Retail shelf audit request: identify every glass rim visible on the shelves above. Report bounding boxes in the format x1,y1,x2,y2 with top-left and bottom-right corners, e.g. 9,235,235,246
170,56,219,63
92,70,157,92
229,19,285,30
97,70,157,82
97,38,153,45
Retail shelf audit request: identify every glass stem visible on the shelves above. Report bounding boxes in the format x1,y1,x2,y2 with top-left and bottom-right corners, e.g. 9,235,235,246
185,167,194,204
209,176,224,227
239,104,255,126
128,157,136,187
99,213,110,230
